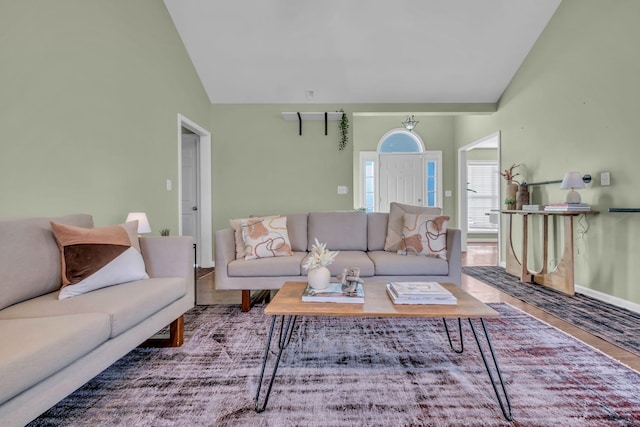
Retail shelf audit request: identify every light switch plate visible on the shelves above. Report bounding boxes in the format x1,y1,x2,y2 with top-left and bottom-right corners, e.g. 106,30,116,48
445,190,452,197
166,179,172,191
337,185,348,195
600,172,610,186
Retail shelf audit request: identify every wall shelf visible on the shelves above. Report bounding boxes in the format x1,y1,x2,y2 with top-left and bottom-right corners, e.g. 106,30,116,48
608,208,640,213
282,111,344,135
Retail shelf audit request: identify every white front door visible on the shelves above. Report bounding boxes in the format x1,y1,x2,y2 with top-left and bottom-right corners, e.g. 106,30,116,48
379,154,424,212
181,134,200,266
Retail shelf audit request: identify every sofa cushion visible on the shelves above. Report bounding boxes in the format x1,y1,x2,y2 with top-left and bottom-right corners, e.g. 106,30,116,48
368,251,449,276
0,278,186,338
384,203,442,252
397,214,449,260
229,252,307,277
367,212,388,251
241,215,293,260
0,313,110,405
304,251,375,277
307,211,367,251
285,213,308,252
0,214,94,311
50,221,149,299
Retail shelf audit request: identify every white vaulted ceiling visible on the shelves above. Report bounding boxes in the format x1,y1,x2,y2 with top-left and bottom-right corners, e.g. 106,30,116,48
163,0,561,104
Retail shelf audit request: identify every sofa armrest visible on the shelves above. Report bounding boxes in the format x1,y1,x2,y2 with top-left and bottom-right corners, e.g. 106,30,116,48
214,228,236,281
446,228,462,286
139,236,194,281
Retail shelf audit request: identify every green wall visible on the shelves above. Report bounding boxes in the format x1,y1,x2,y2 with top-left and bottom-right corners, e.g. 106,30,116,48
209,104,355,232
455,0,640,305
0,1,211,231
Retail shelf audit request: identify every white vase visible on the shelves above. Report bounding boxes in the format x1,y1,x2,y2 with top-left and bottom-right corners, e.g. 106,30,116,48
307,266,331,290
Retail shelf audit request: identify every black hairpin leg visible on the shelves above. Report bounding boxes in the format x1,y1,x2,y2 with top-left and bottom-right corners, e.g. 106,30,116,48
442,318,464,353
468,318,513,421
255,315,296,412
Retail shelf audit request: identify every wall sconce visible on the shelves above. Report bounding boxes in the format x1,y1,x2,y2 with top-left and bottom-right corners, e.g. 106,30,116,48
402,114,419,132
560,172,586,204
126,212,152,234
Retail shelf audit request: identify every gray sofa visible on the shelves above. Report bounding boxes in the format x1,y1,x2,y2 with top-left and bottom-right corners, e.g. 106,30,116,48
0,214,194,427
215,211,461,310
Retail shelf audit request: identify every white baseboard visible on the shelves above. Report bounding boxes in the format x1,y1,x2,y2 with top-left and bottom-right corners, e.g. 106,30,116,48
575,285,640,314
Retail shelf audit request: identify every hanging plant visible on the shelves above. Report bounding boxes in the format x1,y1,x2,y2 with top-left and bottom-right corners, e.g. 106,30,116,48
338,109,349,150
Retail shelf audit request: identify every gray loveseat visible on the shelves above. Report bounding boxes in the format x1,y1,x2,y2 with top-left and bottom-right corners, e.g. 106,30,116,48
0,214,194,427
215,210,461,311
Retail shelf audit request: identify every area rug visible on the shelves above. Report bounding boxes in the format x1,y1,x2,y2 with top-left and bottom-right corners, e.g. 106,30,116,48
463,265,640,356
29,304,640,427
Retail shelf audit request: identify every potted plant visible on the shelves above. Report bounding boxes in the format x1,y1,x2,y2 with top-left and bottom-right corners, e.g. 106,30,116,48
501,163,521,207
338,109,349,151
504,197,517,210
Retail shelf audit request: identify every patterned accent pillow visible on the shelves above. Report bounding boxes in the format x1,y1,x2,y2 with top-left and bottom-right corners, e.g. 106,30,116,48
397,213,449,260
384,202,442,252
229,218,248,260
241,215,293,260
50,220,149,299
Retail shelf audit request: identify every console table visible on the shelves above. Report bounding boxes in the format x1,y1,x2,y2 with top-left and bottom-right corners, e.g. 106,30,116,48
501,210,599,295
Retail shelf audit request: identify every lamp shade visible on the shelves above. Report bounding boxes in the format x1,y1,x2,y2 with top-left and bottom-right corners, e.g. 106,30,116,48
560,172,585,190
125,212,151,234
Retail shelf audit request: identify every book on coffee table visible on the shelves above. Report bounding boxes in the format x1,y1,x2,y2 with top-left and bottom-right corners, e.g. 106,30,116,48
301,282,365,303
386,282,457,305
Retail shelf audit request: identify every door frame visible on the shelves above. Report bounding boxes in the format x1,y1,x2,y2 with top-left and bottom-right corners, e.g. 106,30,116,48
177,114,213,268
457,131,501,255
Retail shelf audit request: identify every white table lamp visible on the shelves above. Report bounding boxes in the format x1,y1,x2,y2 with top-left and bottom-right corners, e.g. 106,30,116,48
560,172,586,204
126,212,152,234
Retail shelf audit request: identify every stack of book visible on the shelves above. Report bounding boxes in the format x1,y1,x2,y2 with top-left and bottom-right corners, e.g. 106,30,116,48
544,203,591,212
386,282,457,305
522,204,543,211
301,282,365,303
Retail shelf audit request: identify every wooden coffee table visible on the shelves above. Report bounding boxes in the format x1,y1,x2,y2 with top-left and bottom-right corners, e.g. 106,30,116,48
254,281,513,420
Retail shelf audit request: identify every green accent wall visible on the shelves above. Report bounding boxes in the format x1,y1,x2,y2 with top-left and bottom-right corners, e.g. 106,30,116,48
0,1,210,231
455,0,640,305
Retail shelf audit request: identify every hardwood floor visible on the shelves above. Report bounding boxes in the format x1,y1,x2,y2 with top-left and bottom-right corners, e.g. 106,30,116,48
197,242,640,372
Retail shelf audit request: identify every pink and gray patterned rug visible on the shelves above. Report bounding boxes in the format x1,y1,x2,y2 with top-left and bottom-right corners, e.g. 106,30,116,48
30,304,640,426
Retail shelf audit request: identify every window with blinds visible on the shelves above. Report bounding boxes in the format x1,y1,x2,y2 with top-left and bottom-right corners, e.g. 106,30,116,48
467,161,499,232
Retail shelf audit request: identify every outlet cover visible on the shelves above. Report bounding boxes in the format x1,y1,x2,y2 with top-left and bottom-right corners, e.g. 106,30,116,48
337,185,348,195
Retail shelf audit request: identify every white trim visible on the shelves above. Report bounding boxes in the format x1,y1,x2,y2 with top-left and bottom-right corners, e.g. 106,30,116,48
359,151,377,211
575,285,640,314
467,237,498,243
423,151,443,209
177,114,213,268
457,131,501,253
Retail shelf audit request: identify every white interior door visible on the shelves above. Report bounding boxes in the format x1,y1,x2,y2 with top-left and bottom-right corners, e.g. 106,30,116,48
181,134,200,265
379,154,424,212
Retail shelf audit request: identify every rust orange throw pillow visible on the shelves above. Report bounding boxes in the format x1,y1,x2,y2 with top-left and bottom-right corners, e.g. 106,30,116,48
397,213,449,260
50,221,149,299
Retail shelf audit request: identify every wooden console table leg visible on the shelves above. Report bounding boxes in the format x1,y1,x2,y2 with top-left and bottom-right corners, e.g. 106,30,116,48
533,215,575,295
504,213,523,277
519,214,531,282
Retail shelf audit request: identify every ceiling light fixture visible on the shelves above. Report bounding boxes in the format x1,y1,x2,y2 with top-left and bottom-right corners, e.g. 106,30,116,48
402,114,419,132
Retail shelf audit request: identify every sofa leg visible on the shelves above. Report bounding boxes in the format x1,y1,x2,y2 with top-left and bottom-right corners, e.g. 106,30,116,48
140,315,184,348
241,290,271,312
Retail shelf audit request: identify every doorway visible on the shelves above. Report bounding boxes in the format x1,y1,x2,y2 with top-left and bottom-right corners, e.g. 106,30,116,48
457,131,500,256
177,114,213,268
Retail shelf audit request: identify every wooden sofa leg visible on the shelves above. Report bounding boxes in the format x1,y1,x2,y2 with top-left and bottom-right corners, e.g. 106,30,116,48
241,290,271,312
242,290,251,312
140,315,184,348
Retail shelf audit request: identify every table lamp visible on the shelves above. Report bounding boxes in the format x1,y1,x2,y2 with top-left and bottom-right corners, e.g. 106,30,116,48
125,212,152,234
560,172,585,204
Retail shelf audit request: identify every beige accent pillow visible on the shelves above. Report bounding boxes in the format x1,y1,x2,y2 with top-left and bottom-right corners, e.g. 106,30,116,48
229,218,248,260
241,215,293,260
397,213,449,260
384,202,442,252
